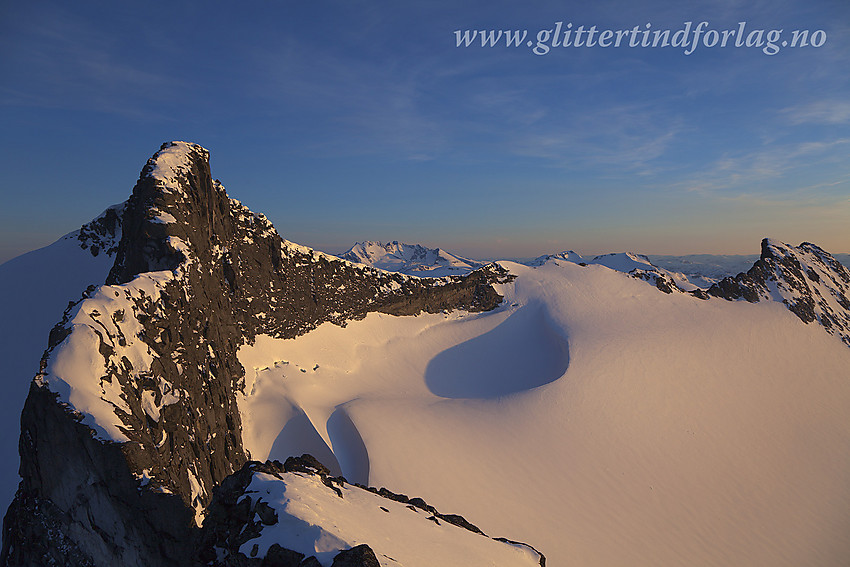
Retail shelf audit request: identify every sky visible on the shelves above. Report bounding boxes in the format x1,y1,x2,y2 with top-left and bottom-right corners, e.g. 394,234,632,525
1,0,848,263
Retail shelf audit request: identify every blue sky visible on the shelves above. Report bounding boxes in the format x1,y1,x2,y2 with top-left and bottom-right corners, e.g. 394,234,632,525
1,0,848,263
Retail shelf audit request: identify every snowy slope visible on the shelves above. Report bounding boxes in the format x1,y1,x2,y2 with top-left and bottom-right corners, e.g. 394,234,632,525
38,269,178,443
527,250,586,266
241,472,541,566
528,249,699,291
238,259,850,567
340,241,487,277
590,251,698,291
0,205,122,508
589,251,659,272
204,459,545,566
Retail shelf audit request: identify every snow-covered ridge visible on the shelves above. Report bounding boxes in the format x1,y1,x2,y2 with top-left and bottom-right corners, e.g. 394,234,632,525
527,250,585,266
590,251,659,272
204,458,545,567
37,271,178,442
527,242,850,346
341,240,487,277
526,241,850,343
528,249,700,292
243,472,543,567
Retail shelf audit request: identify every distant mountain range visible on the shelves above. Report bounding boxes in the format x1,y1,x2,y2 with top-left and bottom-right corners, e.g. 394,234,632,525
342,245,849,290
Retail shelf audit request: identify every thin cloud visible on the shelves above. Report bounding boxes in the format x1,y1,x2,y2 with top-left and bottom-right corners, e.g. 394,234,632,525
510,103,684,172
781,100,850,125
680,138,850,194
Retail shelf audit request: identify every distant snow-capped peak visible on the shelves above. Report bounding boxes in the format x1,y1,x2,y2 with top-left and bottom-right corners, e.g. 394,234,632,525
527,250,586,266
340,240,487,277
528,249,699,293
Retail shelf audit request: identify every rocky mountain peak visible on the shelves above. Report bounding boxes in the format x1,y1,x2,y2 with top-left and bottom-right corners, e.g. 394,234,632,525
107,141,230,284
709,238,850,346
2,142,514,567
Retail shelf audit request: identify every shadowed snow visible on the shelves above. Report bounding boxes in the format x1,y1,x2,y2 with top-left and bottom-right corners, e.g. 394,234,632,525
327,407,370,485
268,409,343,478
425,303,569,399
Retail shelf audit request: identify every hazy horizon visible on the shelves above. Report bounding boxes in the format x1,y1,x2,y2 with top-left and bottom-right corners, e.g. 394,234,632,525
4,214,849,269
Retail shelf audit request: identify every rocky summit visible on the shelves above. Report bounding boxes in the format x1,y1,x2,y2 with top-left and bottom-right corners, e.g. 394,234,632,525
708,238,850,347
0,142,518,567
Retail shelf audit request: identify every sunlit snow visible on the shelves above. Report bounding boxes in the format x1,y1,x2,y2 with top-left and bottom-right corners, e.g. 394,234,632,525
238,260,850,567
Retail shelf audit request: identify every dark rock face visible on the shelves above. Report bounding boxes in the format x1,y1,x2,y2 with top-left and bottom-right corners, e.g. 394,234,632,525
1,142,513,567
77,204,124,259
2,384,195,567
708,239,850,347
630,268,681,295
199,459,352,567
282,454,331,477
261,545,308,567
198,460,294,566
329,545,380,567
